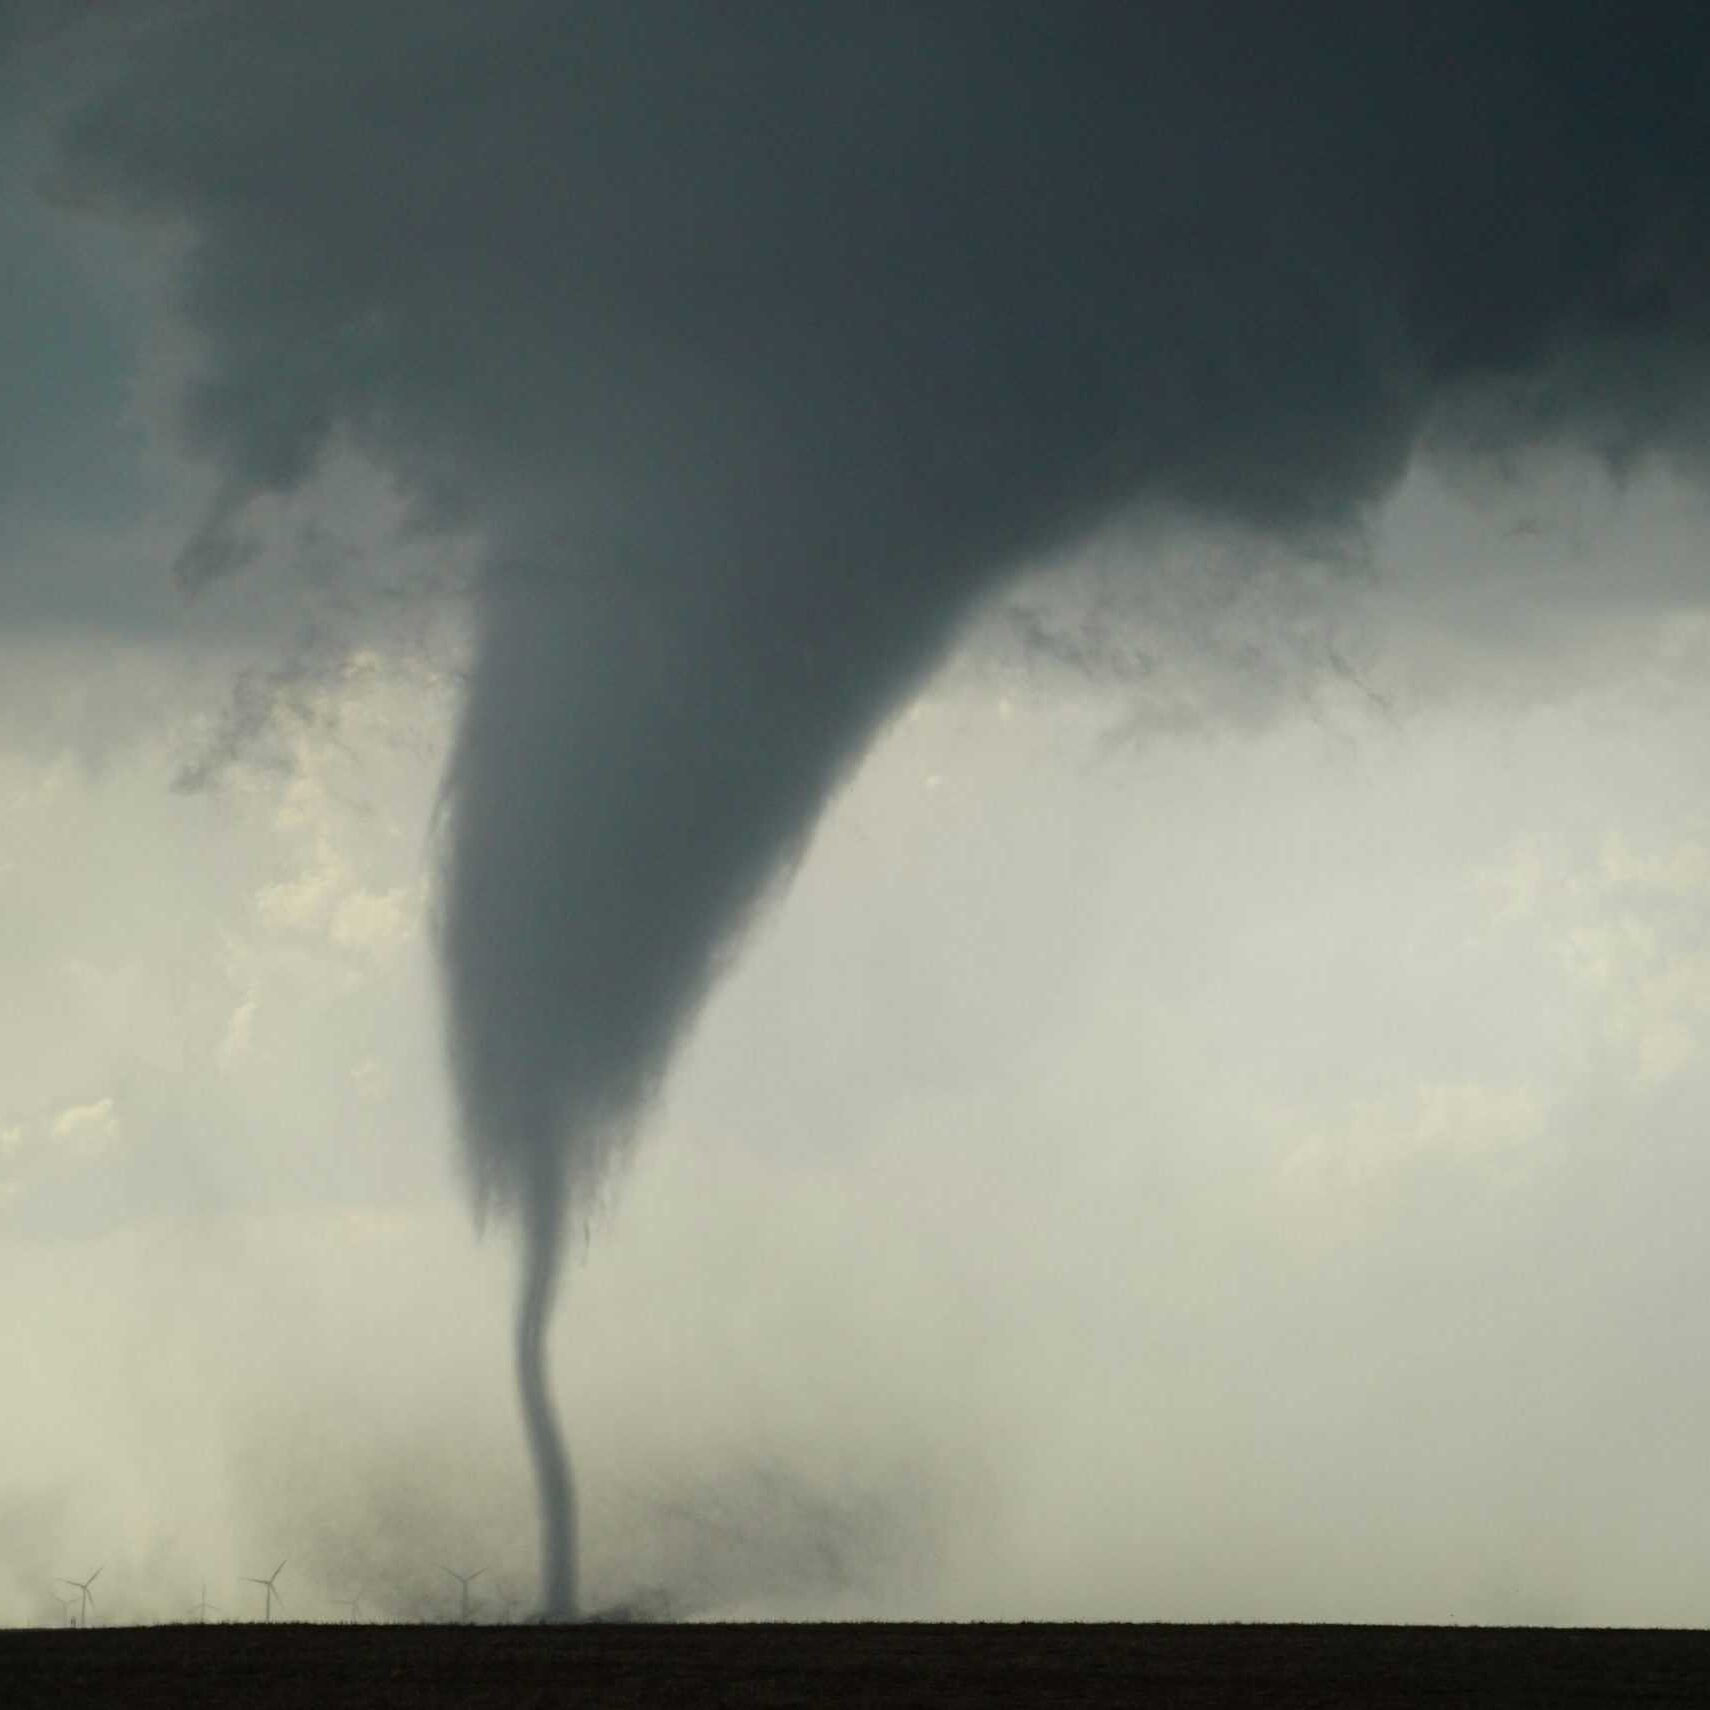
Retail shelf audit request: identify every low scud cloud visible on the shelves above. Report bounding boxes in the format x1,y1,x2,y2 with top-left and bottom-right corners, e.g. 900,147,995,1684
20,2,1710,1616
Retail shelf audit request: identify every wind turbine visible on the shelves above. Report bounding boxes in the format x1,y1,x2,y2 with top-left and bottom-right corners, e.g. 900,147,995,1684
50,1591,76,1629
243,1560,287,1622
440,1565,485,1623
56,1567,101,1629
191,1582,221,1624
332,1588,365,1623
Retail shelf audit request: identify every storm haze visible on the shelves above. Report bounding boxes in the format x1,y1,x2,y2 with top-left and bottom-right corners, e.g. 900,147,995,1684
8,1,1710,1621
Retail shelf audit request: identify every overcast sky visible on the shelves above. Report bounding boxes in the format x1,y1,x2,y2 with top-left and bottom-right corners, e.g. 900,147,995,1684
10,5,1710,1629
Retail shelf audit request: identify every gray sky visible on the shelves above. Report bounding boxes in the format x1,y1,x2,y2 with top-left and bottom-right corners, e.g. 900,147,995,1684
9,4,1710,1629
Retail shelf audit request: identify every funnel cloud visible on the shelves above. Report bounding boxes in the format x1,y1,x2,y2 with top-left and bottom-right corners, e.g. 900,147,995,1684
46,1,1710,1617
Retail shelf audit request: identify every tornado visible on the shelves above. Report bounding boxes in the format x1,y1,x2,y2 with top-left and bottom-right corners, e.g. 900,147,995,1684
52,0,1710,1618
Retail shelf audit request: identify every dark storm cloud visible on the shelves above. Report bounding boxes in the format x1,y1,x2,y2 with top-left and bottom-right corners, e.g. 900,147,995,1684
47,0,1710,1614
0,14,148,618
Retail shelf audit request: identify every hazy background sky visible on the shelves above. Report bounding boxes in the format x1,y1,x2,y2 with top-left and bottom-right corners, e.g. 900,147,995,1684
10,5,1710,1629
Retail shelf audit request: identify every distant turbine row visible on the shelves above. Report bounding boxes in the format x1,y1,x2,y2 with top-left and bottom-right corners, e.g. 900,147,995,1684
45,1560,509,1627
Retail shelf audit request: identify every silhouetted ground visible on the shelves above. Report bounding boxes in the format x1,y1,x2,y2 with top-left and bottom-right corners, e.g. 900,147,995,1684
6,1619,1710,1706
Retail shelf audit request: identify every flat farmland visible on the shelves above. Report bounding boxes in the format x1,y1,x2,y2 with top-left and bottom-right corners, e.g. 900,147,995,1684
6,1620,1710,1707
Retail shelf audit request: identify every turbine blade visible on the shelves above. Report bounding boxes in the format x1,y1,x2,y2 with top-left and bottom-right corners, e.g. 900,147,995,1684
88,1567,103,1586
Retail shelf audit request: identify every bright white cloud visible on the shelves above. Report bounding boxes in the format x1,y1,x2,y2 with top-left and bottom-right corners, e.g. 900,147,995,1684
1278,1081,1546,1252
328,884,422,956
49,1095,120,1151
217,994,258,1070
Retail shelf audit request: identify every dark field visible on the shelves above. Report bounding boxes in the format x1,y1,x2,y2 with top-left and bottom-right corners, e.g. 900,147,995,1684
7,1620,1710,1707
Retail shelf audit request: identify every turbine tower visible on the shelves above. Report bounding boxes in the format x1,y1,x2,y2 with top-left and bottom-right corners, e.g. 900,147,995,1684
56,1567,101,1629
243,1560,287,1622
441,1565,485,1624
192,1582,220,1624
